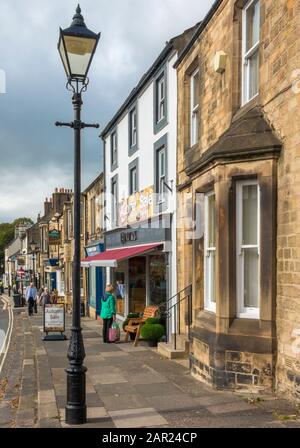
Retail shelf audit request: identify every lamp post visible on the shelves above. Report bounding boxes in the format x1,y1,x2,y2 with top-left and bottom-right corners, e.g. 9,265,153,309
56,4,100,425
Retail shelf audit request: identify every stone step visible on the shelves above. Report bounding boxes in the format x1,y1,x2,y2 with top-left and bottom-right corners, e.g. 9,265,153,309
157,342,188,360
170,333,190,352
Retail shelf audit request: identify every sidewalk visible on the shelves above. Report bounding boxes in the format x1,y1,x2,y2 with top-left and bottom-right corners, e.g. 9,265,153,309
1,296,300,428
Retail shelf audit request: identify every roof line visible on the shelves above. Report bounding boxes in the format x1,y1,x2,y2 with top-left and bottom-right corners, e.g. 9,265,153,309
82,172,104,195
174,0,223,69
100,42,175,138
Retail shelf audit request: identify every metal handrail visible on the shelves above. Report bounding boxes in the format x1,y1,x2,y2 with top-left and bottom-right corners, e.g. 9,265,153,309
159,284,192,351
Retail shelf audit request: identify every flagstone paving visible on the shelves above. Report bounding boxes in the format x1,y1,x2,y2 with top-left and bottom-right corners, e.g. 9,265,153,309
0,297,300,428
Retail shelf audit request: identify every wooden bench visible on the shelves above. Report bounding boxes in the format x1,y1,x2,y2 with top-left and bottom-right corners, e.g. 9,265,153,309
124,306,159,347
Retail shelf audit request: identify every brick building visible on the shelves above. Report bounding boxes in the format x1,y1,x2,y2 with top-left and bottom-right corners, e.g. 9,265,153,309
176,0,300,400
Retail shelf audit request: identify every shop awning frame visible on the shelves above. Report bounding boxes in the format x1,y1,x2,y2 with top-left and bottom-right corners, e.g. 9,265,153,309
81,243,163,268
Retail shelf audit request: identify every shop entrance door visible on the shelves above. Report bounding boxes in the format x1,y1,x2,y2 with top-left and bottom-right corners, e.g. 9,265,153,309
129,257,146,314
113,262,127,318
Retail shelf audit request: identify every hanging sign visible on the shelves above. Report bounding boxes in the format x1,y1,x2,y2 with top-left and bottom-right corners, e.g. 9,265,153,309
48,229,61,245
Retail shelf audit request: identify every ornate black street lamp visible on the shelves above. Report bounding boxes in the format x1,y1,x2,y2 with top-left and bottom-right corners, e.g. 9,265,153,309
56,5,100,425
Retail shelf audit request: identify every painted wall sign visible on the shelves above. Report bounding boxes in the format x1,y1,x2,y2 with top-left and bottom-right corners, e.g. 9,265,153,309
118,186,154,227
44,304,65,333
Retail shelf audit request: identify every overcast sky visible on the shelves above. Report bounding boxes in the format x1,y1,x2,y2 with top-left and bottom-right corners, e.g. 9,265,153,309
0,0,214,223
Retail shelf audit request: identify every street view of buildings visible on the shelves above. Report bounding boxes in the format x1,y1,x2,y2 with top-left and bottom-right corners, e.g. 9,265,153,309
1,0,300,430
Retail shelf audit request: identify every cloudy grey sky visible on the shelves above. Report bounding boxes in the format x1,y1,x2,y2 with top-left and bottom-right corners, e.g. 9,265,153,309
0,0,214,223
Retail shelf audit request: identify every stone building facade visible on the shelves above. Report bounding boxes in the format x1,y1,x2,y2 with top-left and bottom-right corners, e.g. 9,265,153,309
82,173,105,319
176,0,300,400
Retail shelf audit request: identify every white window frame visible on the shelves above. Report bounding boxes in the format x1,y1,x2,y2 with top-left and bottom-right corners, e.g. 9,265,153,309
204,191,216,312
111,131,117,166
190,68,199,147
67,209,72,240
242,0,260,105
130,108,137,148
157,75,165,123
129,167,137,195
157,147,166,204
236,180,260,319
111,178,118,227
91,196,96,235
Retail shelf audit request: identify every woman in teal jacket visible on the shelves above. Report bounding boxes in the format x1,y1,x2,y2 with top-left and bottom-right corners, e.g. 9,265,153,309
100,284,116,343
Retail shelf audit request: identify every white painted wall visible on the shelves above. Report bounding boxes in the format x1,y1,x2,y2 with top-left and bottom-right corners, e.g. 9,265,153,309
103,50,178,299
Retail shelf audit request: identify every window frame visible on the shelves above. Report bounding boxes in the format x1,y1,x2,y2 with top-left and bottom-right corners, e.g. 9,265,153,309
90,196,96,236
111,174,119,228
153,66,168,134
204,191,216,313
190,68,200,147
110,129,118,171
128,104,138,156
154,134,168,210
128,158,139,196
236,179,260,319
242,0,260,105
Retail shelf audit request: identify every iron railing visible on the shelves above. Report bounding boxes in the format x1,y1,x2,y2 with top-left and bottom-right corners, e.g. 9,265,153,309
159,284,192,350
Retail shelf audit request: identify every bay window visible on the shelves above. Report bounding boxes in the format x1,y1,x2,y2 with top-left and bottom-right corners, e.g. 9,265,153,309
236,180,260,318
204,191,216,312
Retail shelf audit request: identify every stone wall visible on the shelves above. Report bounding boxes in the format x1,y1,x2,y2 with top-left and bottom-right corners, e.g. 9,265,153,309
176,0,300,400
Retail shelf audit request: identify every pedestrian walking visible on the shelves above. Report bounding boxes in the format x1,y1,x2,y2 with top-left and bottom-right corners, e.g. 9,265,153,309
40,288,51,306
25,282,37,316
100,284,116,343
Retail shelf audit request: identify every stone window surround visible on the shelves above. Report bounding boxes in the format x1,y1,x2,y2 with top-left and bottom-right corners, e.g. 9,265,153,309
153,65,168,134
128,102,138,157
191,159,277,342
183,57,200,155
110,128,118,172
128,157,139,196
111,174,119,228
154,133,168,214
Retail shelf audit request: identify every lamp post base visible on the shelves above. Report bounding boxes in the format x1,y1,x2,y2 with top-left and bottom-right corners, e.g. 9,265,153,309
65,366,87,425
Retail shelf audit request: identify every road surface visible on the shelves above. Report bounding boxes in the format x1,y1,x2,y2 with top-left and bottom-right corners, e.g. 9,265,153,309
0,295,13,374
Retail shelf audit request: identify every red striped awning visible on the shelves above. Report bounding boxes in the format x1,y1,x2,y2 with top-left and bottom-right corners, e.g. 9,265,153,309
81,243,162,268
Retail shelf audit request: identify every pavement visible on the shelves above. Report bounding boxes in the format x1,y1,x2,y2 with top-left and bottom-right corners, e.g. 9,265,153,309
0,294,300,428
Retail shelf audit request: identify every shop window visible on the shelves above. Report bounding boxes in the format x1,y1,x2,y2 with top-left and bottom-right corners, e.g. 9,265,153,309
236,180,260,318
129,257,146,314
190,68,199,146
149,255,167,306
204,191,216,312
242,0,260,104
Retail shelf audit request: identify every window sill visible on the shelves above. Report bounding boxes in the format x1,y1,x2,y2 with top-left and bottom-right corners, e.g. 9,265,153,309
233,94,260,123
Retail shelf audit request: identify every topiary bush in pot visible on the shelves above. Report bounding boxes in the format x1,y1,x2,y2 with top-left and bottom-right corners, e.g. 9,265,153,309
140,324,165,347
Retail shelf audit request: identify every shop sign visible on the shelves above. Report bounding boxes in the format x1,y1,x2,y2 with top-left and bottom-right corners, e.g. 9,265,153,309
44,304,65,333
48,229,61,245
120,230,137,245
17,256,25,266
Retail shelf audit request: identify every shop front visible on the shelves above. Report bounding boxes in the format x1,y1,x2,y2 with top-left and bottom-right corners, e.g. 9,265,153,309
84,242,105,319
81,215,172,321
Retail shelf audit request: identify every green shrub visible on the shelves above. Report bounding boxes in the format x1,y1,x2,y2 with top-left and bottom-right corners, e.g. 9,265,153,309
141,324,165,342
145,317,160,325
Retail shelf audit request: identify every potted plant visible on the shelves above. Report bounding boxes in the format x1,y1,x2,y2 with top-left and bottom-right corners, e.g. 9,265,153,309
140,323,165,347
